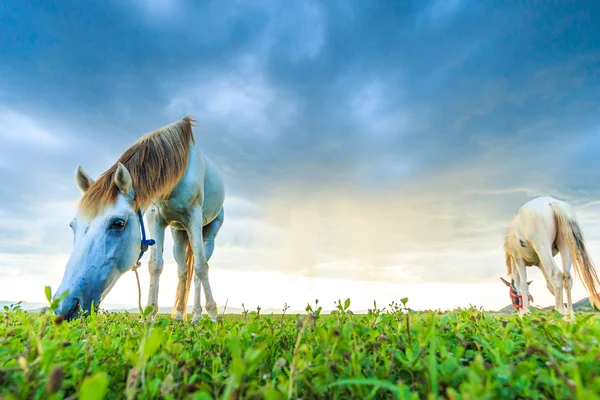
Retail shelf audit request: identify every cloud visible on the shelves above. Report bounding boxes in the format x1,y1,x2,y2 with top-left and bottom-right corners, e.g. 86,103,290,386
1,0,600,309
0,107,65,149
166,56,299,141
349,79,410,138
259,0,326,62
419,0,464,22
132,0,180,15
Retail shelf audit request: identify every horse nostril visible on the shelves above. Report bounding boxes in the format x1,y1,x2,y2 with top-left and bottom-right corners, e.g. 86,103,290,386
66,298,81,320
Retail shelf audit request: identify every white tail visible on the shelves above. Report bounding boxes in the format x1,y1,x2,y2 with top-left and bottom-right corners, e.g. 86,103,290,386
552,202,600,309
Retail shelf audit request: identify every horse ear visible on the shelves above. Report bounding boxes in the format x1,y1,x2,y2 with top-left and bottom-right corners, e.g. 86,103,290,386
500,277,511,287
75,165,95,193
114,163,133,196
527,280,533,286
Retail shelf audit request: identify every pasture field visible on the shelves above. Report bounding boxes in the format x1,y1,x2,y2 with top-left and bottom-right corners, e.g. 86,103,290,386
2,297,600,400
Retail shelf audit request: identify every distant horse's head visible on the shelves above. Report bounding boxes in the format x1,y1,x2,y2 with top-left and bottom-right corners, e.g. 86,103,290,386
54,163,142,320
500,277,533,309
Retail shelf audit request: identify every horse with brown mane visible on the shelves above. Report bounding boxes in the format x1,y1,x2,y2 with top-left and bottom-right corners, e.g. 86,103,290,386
54,117,224,322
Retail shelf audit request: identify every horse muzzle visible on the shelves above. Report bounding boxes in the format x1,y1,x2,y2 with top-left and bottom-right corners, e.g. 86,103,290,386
54,296,82,321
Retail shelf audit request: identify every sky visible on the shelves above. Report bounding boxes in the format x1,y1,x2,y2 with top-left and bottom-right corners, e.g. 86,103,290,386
1,0,600,313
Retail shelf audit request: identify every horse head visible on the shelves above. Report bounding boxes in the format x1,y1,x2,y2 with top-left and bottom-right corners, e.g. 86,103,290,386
54,163,143,320
500,277,533,308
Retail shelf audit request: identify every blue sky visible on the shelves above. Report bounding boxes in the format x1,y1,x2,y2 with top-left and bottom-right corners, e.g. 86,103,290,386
1,0,600,311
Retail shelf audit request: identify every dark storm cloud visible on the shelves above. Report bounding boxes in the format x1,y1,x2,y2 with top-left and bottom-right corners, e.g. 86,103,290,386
1,0,600,283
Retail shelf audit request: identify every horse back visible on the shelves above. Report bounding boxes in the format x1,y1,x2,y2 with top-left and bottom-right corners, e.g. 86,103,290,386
156,144,225,227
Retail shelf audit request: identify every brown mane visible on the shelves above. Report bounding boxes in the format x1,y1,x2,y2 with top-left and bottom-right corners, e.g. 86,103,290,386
79,116,196,216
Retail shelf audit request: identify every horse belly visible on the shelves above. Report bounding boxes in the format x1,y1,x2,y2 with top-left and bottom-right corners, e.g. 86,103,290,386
201,159,225,225
516,242,540,266
155,200,191,227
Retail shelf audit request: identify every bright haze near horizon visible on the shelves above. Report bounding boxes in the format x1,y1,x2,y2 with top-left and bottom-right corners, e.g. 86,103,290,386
1,0,600,313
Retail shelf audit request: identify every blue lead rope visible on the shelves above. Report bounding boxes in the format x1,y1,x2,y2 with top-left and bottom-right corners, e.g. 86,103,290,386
137,209,156,260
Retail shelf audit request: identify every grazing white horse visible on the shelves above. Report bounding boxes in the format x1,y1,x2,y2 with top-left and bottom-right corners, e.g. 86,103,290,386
54,117,225,322
502,196,600,319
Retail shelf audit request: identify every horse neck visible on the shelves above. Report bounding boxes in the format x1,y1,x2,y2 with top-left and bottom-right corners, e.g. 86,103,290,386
135,143,196,210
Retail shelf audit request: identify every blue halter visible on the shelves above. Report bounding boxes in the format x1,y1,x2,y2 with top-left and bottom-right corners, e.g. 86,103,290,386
137,209,156,260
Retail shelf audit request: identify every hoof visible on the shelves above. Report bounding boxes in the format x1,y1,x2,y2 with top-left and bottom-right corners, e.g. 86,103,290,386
563,315,575,323
172,311,184,321
206,303,217,323
192,309,203,323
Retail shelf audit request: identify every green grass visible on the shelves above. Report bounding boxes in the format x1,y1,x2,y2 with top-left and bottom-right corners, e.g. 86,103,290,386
2,296,600,399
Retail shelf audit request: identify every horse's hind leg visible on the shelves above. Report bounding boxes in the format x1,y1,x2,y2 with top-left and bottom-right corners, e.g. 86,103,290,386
535,246,565,315
189,208,224,322
557,235,574,321
146,207,167,317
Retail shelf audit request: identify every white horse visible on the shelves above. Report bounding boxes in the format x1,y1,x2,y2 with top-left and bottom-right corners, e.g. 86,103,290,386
502,196,600,319
54,117,225,322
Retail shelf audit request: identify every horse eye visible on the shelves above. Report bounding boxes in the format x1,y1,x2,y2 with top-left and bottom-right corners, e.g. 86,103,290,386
111,219,126,229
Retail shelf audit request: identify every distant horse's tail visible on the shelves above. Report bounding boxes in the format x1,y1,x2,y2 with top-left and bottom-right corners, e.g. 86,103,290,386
552,202,600,309
171,234,195,320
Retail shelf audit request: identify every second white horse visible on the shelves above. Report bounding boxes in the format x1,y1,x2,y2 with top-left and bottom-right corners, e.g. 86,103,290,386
503,196,600,319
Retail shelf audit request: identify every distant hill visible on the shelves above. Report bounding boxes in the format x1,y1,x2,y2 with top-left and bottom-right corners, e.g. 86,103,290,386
497,297,598,313
0,301,47,311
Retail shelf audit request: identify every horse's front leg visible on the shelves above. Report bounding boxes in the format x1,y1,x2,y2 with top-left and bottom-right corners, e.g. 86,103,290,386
189,209,222,322
145,207,167,317
515,257,531,317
